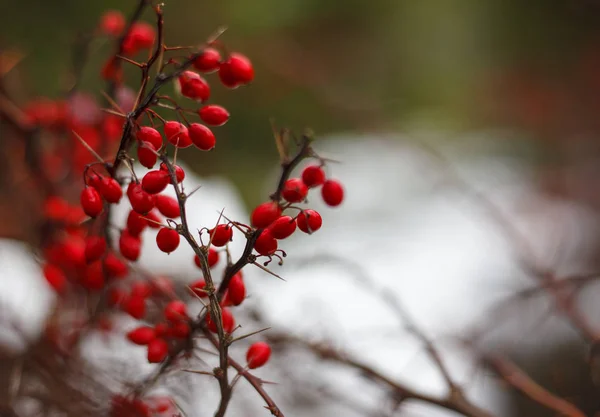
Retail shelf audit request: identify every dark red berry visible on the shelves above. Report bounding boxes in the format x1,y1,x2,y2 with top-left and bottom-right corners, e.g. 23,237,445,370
104,253,129,278
119,231,141,261
126,210,147,236
209,224,233,247
141,170,170,194
198,105,229,126
137,141,158,168
43,264,67,293
251,202,281,228
296,209,322,234
98,177,123,203
193,48,221,73
254,229,278,255
194,247,219,269
160,162,185,183
81,261,105,291
124,295,146,319
107,287,127,307
155,194,180,218
156,227,180,253
81,187,103,217
164,121,192,148
269,215,297,239
227,273,245,306
127,182,155,214
85,236,107,263
147,338,168,363
127,326,156,345
164,300,187,322
206,307,235,333
188,123,216,151
301,165,326,188
246,341,271,369
170,322,190,338
321,179,344,207
282,178,308,203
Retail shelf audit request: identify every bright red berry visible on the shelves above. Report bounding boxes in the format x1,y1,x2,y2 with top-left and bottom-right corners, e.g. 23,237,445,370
251,202,281,228
131,280,152,298
85,236,107,263
296,209,322,234
254,229,278,256
178,71,210,102
164,300,187,323
159,162,185,183
206,307,235,333
194,247,219,269
269,215,297,239
219,53,254,88
43,264,67,293
124,295,146,319
119,231,141,261
209,224,233,247
123,22,155,55
246,341,271,369
127,182,155,214
193,48,221,73
190,279,207,298
147,338,169,363
282,178,308,203
81,187,103,217
164,121,192,148
321,179,344,207
188,123,216,151
136,126,163,150
81,261,105,291
126,210,148,237
227,273,245,306
104,253,129,278
137,141,158,168
98,177,123,203
156,228,180,253
145,210,162,229
127,326,156,345
99,10,125,37
141,170,170,194
155,194,180,218
301,165,326,188
198,105,229,126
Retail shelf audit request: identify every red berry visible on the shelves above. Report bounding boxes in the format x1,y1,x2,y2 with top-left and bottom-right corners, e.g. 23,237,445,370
99,10,125,37
104,253,129,278
209,224,233,247
126,210,148,237
269,215,297,239
190,279,207,297
81,261,105,291
194,247,219,269
147,338,168,363
85,236,107,263
43,196,70,221
107,287,127,307
154,322,169,338
198,105,229,126
251,202,281,228
101,56,123,82
164,300,187,322
219,53,254,88
164,121,192,148
282,178,308,203
246,341,271,369
296,209,322,234
155,195,180,218
137,141,158,168
169,322,190,338
145,210,162,229
123,22,155,55
119,231,141,261
141,170,170,194
254,229,278,255
227,273,245,306
131,280,152,298
127,182,155,214
206,307,235,333
159,162,185,183
301,165,326,188
127,326,156,345
188,123,216,151
178,71,210,102
124,295,146,319
81,187,103,217
136,126,163,150
321,179,344,207
98,177,123,203
43,264,67,293
193,48,221,73
156,227,180,253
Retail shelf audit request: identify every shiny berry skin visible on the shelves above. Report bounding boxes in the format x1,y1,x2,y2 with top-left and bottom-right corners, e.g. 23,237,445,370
194,247,219,269
85,236,107,263
160,163,185,183
126,210,147,237
282,178,308,203
81,187,103,217
178,71,210,102
43,264,67,293
164,121,192,148
141,170,170,194
251,201,281,228
227,273,245,306
301,165,326,188
127,182,155,214
119,231,141,261
99,10,125,37
246,342,271,369
137,141,158,168
296,209,322,234
164,300,187,322
98,177,123,203
155,194,180,218
188,123,216,151
198,105,230,126
321,179,344,206
124,295,146,319
193,48,221,73
104,253,129,278
127,326,156,345
269,215,297,239
147,338,169,363
136,126,163,149
190,279,207,297
209,224,233,247
206,307,235,333
219,53,254,88
254,229,278,256
156,228,180,253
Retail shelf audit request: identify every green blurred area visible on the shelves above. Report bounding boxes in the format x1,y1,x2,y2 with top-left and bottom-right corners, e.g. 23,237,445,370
2,0,600,205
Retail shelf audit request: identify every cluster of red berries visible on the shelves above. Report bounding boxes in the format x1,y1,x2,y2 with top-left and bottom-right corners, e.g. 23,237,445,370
110,394,176,417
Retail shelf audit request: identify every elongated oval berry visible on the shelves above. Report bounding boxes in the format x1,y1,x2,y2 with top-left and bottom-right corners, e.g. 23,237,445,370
155,194,180,218
321,179,344,207
282,178,308,203
131,280,152,298
164,121,192,148
127,182,155,214
147,338,168,363
219,53,254,88
254,229,277,256
99,10,125,37
136,126,163,149
85,236,107,263
119,231,141,261
178,71,210,102
301,165,326,188
269,215,297,239
124,295,146,319
156,228,180,253
98,177,123,203
193,48,221,73
137,141,158,168
127,326,156,345
251,202,281,228
104,252,129,278
142,170,169,194
209,224,233,247
206,307,235,333
160,162,185,183
127,210,147,236
246,342,271,369
190,279,207,298
227,273,245,306
188,123,216,151
43,264,67,293
198,105,229,126
81,187,103,217
194,247,219,269
296,209,322,234
164,300,187,322
82,261,105,291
